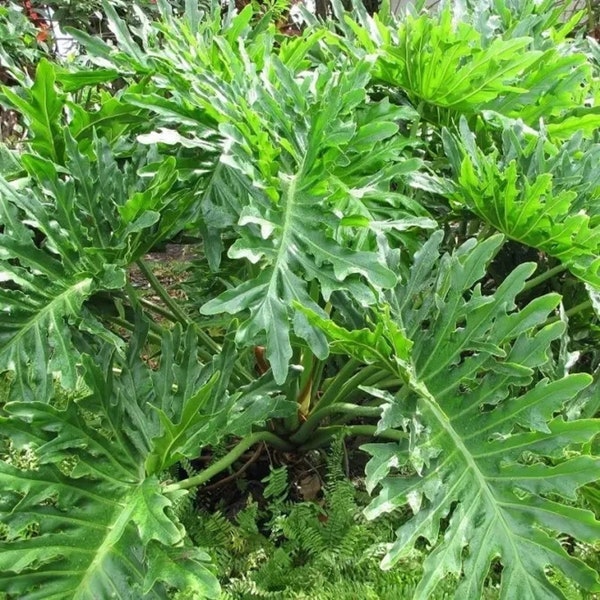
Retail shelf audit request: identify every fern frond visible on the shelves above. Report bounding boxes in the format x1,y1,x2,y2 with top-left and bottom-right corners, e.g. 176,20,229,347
263,466,290,502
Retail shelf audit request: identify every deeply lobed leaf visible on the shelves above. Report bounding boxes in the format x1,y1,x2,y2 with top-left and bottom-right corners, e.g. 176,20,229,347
306,232,600,598
0,368,219,598
444,120,600,288
0,124,193,400
86,5,431,382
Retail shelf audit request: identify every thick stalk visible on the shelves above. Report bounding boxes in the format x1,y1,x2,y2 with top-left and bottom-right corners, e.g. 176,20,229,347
521,263,567,292
290,403,382,445
587,0,597,31
319,359,360,398
136,259,194,327
298,425,406,451
544,300,593,325
124,283,216,363
139,296,180,323
318,362,380,409
162,431,294,493
107,316,163,345
137,259,220,353
327,365,390,407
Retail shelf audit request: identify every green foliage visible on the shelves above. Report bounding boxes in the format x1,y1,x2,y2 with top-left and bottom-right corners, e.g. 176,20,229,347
0,2,45,80
0,57,205,401
0,131,185,400
81,1,435,383
336,1,598,132
1,1,600,598
0,349,219,598
305,232,600,597
443,119,600,288
353,9,540,112
45,0,169,35
183,444,430,600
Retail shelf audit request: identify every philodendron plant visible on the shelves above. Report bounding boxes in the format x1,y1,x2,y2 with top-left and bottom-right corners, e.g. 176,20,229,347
1,1,599,598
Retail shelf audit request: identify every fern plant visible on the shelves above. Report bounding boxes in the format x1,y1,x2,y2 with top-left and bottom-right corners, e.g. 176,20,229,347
0,1,599,599
184,442,429,600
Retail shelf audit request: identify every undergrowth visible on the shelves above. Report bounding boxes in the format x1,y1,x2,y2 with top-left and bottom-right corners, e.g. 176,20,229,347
172,440,598,600
175,440,428,599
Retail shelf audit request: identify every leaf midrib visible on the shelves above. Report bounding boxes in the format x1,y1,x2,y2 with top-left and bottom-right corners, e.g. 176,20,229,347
417,381,525,582
268,171,300,294
73,487,141,598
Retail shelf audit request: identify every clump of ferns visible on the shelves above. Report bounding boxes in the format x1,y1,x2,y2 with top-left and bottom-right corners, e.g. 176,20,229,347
183,438,411,597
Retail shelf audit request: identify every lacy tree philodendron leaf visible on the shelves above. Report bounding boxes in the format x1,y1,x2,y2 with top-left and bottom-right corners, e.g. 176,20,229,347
193,53,420,383
112,324,296,475
332,4,540,115
0,329,234,599
0,54,205,401
77,5,431,383
443,120,600,288
1,59,65,162
0,132,187,401
333,1,597,134
0,179,96,402
303,233,600,598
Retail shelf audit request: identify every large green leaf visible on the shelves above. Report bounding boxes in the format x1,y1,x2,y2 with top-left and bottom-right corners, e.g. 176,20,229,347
333,5,540,115
109,323,296,475
443,119,600,287
0,172,99,401
0,318,300,596
72,4,433,383
305,232,600,598
331,1,596,135
1,59,65,162
0,351,220,599
0,124,199,400
181,41,421,384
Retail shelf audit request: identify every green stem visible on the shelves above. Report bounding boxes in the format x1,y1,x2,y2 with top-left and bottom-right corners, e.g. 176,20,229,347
298,425,406,451
319,359,360,402
108,315,163,345
327,366,393,407
360,370,390,387
318,362,380,409
564,300,593,319
587,0,597,31
521,263,567,292
139,296,180,323
360,368,403,389
136,259,253,384
137,259,192,326
162,432,294,493
329,387,410,432
290,403,382,445
365,377,403,390
545,300,593,325
124,284,216,362
310,359,326,405
124,282,144,312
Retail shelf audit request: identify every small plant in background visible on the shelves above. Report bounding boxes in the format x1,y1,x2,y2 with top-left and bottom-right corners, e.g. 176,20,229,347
0,1,599,598
0,2,47,74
